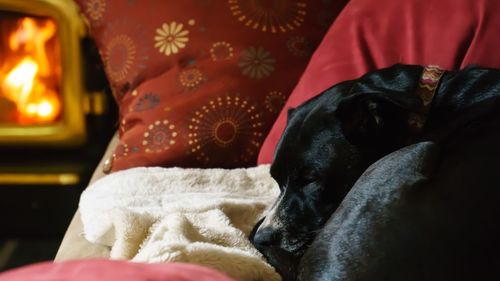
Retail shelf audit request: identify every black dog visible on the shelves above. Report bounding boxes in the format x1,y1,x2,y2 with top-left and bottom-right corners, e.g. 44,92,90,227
250,64,500,280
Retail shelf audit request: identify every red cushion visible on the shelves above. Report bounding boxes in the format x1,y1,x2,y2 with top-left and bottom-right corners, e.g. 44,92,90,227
0,260,235,281
257,0,500,164
74,0,348,170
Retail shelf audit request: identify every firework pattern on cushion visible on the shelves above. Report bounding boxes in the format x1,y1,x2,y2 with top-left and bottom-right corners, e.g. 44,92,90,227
99,20,150,101
132,92,161,112
264,91,287,113
228,0,307,33
142,120,178,153
178,67,206,91
210,41,234,62
238,46,276,79
186,95,264,166
154,21,190,56
83,0,107,27
286,36,312,57
74,0,348,171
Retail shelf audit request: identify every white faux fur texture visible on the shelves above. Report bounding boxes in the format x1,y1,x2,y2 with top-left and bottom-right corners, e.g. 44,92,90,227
79,165,281,281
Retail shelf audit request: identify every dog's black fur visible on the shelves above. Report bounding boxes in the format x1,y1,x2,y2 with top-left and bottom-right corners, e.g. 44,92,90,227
250,64,500,280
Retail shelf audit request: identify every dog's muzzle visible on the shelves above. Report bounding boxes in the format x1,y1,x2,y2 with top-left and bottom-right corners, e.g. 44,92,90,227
251,216,303,281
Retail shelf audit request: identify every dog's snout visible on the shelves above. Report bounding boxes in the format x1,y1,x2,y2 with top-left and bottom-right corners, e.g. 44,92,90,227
253,226,280,247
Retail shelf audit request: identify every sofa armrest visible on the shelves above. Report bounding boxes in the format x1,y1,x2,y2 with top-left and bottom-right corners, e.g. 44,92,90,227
54,132,120,261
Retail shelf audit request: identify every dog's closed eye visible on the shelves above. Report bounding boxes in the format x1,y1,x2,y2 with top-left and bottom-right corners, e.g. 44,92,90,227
298,170,320,185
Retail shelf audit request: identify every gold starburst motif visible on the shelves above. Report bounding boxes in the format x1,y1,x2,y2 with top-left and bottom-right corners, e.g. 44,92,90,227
178,68,205,90
210,41,234,61
187,96,264,166
238,46,276,79
85,0,106,25
101,21,149,93
228,0,307,33
265,91,287,113
154,21,190,56
142,120,178,153
104,34,136,83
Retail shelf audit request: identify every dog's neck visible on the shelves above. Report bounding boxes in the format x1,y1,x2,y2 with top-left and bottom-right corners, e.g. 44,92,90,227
418,65,500,143
408,65,446,134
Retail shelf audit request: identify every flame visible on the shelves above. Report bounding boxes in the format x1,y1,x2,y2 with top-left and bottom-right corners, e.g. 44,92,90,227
3,57,38,106
0,16,61,124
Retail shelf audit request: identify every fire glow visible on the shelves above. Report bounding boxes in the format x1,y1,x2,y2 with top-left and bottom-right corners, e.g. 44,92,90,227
0,16,61,124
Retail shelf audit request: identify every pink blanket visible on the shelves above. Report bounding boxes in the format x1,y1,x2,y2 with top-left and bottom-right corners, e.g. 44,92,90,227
0,259,235,281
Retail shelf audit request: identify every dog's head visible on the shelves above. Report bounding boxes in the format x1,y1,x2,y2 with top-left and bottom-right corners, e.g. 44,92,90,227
251,64,427,279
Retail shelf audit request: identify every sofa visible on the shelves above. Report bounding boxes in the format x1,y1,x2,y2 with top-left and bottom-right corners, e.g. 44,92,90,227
50,0,500,280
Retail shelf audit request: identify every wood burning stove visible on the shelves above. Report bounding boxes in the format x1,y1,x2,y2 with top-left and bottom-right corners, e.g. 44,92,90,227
0,0,116,236
0,0,88,145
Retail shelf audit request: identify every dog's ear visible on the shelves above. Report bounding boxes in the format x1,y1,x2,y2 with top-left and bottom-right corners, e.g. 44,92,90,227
335,92,420,146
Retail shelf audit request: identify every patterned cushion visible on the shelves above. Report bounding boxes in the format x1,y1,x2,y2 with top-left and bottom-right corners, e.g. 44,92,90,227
258,0,500,164
74,0,348,171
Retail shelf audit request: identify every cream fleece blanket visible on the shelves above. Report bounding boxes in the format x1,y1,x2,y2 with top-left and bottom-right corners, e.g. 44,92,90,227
79,165,281,281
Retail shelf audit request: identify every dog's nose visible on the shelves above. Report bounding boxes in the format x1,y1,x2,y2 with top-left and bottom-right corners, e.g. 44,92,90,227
252,226,279,247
